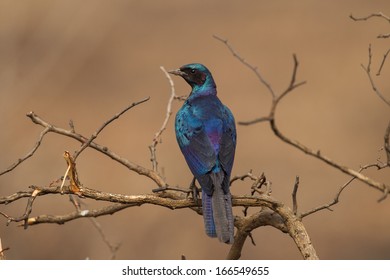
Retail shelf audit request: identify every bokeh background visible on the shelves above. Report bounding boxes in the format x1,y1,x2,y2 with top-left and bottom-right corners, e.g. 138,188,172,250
0,0,389,260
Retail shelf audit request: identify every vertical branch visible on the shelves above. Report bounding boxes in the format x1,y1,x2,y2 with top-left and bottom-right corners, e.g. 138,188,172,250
292,176,299,215
361,49,390,106
376,48,390,76
385,121,390,166
149,66,177,172
149,66,186,172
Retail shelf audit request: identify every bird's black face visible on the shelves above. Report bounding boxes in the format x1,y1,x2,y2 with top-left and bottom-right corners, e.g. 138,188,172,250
169,66,207,87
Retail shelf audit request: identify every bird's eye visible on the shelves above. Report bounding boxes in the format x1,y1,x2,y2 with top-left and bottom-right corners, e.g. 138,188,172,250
191,69,196,74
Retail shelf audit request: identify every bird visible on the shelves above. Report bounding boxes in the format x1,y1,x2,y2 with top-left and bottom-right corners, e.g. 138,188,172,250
169,63,236,244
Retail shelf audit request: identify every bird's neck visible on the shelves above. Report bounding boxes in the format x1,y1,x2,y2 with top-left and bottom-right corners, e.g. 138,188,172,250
188,83,217,101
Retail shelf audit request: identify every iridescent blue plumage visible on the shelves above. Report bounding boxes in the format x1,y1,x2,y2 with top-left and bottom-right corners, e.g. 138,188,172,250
170,63,236,244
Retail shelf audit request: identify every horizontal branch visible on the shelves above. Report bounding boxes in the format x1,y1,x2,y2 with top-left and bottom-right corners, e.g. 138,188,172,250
27,203,131,226
1,182,318,260
350,12,390,23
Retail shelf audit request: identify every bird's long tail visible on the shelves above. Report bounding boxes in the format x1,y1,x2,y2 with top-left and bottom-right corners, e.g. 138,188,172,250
202,172,234,244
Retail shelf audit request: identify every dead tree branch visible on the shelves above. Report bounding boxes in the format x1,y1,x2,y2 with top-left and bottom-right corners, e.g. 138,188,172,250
361,44,390,106
25,108,167,188
213,35,276,99
215,35,390,198
2,30,387,260
73,97,150,160
149,66,185,172
377,48,390,76
350,12,390,38
0,127,50,177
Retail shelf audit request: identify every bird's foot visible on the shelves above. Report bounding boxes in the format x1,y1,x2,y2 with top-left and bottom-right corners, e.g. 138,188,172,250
188,177,200,205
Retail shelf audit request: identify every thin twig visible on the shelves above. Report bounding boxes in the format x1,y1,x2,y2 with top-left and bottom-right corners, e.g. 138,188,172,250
376,48,390,76
213,34,276,99
0,189,41,228
292,176,299,215
238,54,306,126
361,45,390,106
299,158,390,218
300,176,354,218
69,196,121,260
0,127,50,177
88,218,121,259
378,33,390,39
73,97,150,160
149,67,179,172
350,12,390,23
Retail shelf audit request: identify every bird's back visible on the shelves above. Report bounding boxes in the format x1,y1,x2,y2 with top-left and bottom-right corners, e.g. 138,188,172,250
175,94,236,191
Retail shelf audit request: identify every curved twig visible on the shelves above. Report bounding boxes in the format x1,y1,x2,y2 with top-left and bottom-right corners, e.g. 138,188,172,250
73,97,150,160
0,127,50,177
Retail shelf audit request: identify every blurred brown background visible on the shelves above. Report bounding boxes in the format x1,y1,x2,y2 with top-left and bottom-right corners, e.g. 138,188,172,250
0,0,389,260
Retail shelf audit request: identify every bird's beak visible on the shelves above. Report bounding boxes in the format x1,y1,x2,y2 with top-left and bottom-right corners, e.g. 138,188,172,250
168,69,187,76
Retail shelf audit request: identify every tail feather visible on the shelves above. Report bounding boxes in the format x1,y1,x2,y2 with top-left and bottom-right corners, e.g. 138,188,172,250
202,191,216,238
201,172,234,244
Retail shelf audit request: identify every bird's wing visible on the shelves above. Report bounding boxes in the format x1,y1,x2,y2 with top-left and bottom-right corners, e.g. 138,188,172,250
175,108,216,179
218,106,236,192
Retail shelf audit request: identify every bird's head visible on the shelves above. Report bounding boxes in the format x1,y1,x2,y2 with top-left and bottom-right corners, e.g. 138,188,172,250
169,63,216,94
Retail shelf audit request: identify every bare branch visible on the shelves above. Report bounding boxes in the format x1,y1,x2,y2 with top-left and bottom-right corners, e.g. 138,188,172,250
68,195,121,259
237,116,272,126
27,203,131,226
216,36,390,197
239,54,306,126
300,176,354,218
378,33,390,39
269,118,390,195
228,209,288,259
73,97,150,160
292,176,299,215
228,201,318,260
88,218,121,259
0,189,41,228
350,12,390,23
300,155,390,218
26,111,167,188
213,34,276,99
149,67,181,172
276,54,307,103
361,45,390,106
376,48,390,76
0,127,50,177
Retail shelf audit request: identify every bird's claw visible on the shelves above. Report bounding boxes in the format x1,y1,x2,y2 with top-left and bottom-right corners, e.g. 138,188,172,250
188,177,200,205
